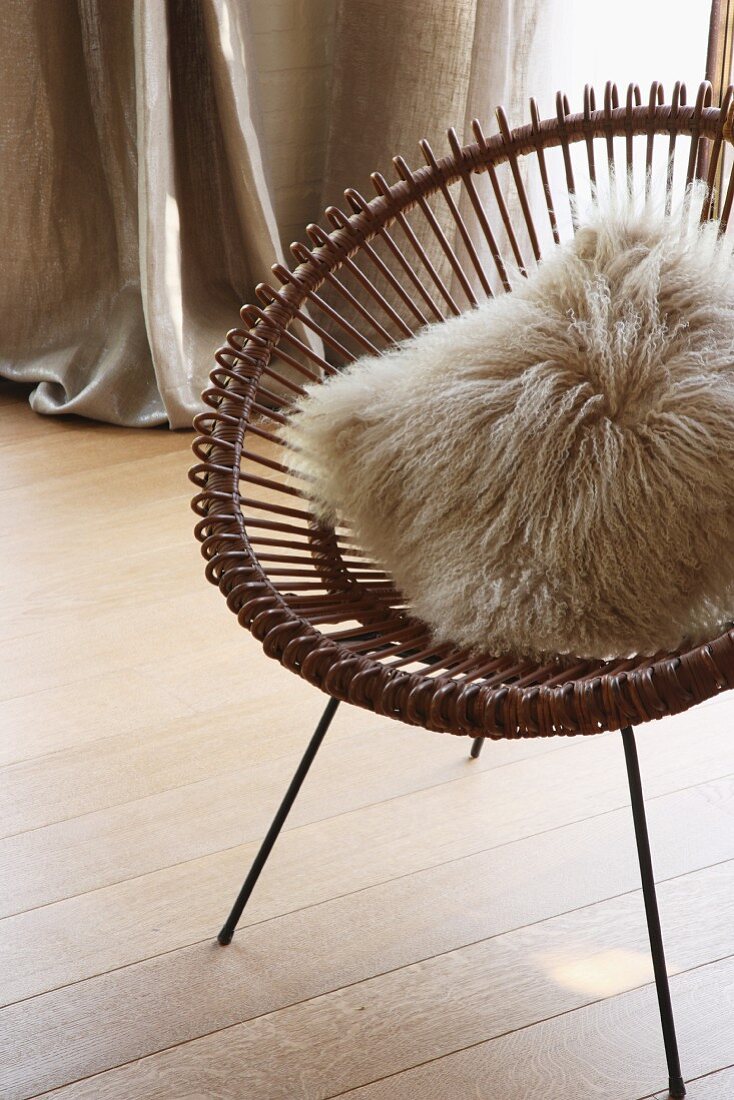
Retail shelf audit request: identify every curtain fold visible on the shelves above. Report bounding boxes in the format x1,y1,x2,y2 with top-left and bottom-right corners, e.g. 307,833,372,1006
0,0,714,427
0,0,162,424
1,0,290,427
134,0,286,426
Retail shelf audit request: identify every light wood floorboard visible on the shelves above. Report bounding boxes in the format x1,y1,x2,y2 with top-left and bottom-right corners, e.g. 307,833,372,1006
654,1066,734,1098
3,860,732,1099
1,385,732,1099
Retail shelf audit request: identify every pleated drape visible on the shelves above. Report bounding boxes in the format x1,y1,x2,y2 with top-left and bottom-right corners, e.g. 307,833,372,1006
0,0,713,427
1,0,297,426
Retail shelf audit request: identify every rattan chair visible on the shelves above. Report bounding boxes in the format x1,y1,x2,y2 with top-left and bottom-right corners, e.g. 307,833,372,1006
191,80,734,1099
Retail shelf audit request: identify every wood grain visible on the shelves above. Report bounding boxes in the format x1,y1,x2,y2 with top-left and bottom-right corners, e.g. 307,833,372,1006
2,773,733,1007
2,860,732,1099
3,678,732,834
0,697,556,838
331,958,734,1100
0,701,730,917
1,388,732,1100
0,668,195,767
0,590,242,703
0,725,561,916
0,418,184,492
655,1066,734,1098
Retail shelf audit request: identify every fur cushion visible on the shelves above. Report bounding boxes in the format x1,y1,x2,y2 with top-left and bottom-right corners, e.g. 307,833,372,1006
285,193,734,660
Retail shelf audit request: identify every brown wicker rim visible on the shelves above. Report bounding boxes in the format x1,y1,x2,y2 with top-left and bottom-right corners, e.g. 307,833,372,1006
191,80,734,740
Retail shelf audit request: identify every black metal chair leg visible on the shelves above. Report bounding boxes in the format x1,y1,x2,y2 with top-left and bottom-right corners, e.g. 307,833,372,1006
217,696,340,945
621,726,686,1099
470,735,485,759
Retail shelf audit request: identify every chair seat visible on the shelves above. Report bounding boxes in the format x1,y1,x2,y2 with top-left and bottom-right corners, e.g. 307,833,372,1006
191,78,734,739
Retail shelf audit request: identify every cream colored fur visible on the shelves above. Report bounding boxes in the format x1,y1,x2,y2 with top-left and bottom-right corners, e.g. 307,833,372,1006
285,188,734,659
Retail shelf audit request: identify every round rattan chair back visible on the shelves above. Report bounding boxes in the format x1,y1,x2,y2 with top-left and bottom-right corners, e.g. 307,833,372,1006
191,80,734,741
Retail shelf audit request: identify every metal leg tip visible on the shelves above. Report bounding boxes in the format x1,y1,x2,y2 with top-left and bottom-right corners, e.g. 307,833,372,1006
217,928,234,946
669,1076,686,1098
470,737,485,759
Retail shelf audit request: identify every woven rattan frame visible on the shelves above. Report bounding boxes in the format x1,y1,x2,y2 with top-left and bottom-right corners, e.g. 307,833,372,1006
191,80,734,741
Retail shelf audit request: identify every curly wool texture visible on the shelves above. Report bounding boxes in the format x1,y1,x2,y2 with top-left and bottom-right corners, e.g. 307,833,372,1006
285,194,734,660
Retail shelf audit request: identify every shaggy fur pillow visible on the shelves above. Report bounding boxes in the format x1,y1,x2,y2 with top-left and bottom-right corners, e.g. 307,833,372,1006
285,193,734,660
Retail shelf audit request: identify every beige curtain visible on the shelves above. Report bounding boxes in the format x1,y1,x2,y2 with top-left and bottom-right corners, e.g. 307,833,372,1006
1,0,310,427
5,0,707,428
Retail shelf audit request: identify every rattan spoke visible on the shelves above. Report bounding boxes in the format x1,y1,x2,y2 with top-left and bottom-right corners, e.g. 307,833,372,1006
192,81,734,740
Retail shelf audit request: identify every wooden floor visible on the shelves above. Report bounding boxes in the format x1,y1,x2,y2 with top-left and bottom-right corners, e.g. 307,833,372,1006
0,379,733,1100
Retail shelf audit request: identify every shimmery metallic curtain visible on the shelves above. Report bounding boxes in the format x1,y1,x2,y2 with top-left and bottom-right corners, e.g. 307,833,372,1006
0,0,714,427
0,0,306,427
